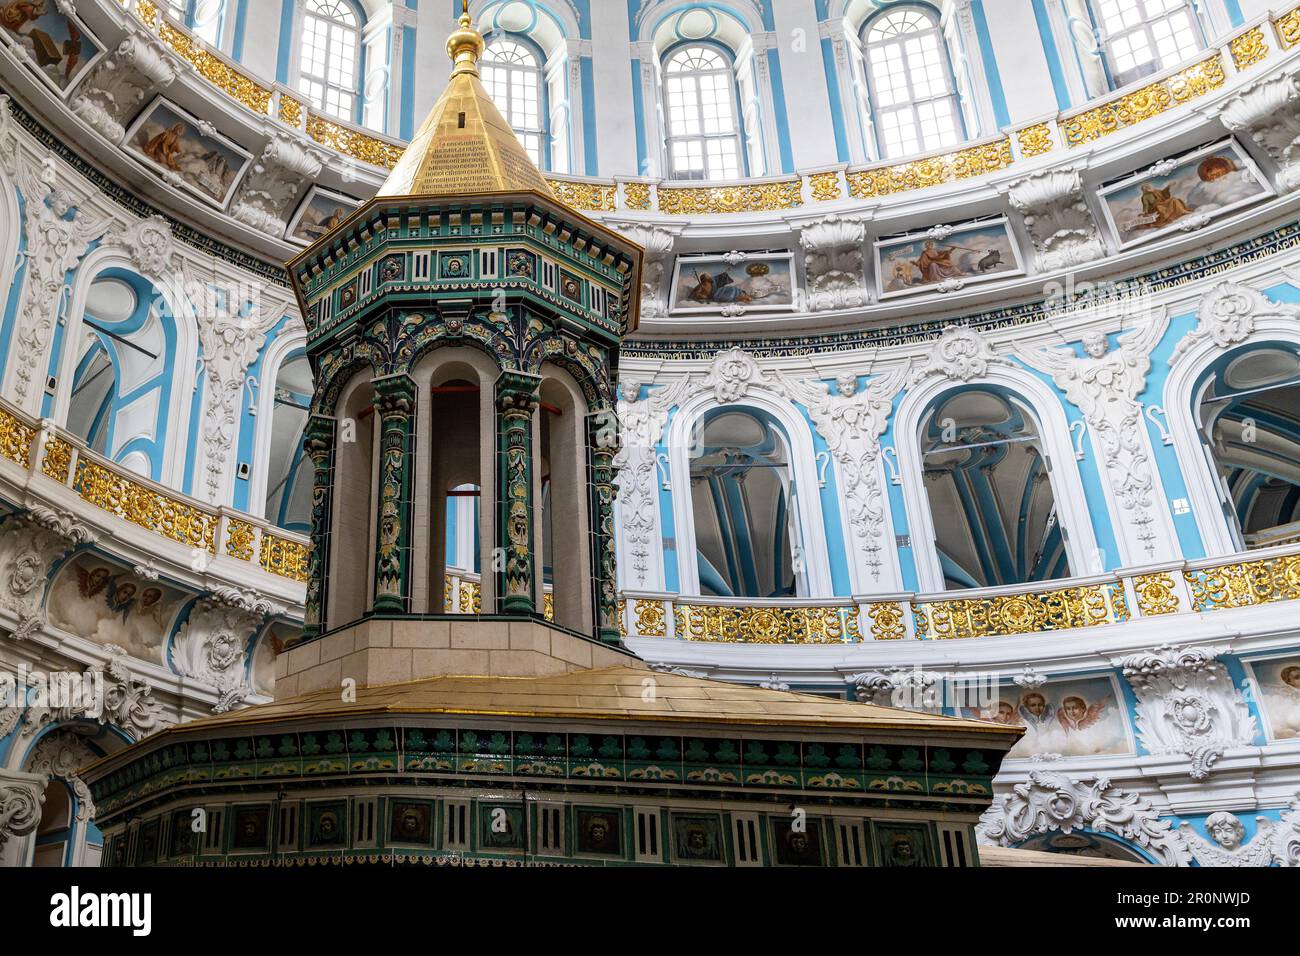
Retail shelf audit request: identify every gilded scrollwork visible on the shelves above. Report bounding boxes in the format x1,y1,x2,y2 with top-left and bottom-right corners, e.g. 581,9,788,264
847,139,1013,199
633,599,667,637
808,171,842,202
260,532,310,583
1277,5,1300,49
73,458,217,553
548,180,617,212
156,23,272,115
1060,55,1226,147
865,602,906,641
0,409,36,469
225,520,256,561
1133,572,1180,616
305,115,404,170
1229,26,1270,70
1016,124,1053,157
673,603,861,645
657,180,803,215
916,584,1122,640
1183,553,1300,612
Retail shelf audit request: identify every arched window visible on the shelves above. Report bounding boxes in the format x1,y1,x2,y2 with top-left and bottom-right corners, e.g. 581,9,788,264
919,389,1070,589
662,45,745,181
1090,0,1204,88
326,373,376,630
298,0,362,123
539,370,592,632
263,353,313,533
862,7,965,160
482,38,547,167
1196,346,1300,550
64,273,175,482
31,780,75,867
688,409,797,598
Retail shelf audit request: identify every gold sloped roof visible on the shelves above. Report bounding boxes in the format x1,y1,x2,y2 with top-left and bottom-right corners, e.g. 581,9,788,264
157,667,1023,738
376,6,555,201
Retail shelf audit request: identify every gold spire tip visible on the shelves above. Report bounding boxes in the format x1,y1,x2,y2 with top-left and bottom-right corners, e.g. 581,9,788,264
448,1,484,75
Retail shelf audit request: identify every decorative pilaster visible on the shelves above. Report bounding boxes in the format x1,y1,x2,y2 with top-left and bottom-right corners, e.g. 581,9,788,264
588,406,622,645
496,371,541,614
372,375,417,614
301,414,335,638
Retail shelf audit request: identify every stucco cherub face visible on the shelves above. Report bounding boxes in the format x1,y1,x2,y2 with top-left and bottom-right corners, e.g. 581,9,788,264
835,373,857,398
1082,331,1109,359
1206,812,1245,850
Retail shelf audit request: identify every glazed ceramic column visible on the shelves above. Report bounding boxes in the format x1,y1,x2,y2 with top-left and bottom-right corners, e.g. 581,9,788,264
587,405,621,645
372,374,417,614
496,370,541,614
301,414,336,639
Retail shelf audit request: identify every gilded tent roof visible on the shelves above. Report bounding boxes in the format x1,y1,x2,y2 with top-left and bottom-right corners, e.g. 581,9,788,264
157,666,1023,739
375,8,555,201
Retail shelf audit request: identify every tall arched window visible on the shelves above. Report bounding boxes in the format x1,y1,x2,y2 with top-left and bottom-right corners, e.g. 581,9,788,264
862,7,965,160
482,38,546,167
919,389,1070,589
263,353,313,533
662,45,745,181
1090,0,1204,87
298,0,362,123
64,273,175,482
688,409,797,598
1196,346,1300,550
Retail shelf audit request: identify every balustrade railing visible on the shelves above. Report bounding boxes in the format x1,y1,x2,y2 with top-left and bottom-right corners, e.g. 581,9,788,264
6,394,1297,637
0,399,309,585
621,544,1300,643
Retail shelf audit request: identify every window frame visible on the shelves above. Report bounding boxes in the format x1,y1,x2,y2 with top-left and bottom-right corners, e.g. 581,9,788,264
296,0,367,127
859,4,968,162
660,39,751,182
480,32,552,171
1086,0,1207,90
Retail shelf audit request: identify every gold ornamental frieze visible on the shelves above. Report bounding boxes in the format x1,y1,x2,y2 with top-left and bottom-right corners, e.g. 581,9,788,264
673,602,861,644
0,408,36,469
1276,4,1300,49
305,115,404,171
1133,572,1181,615
657,180,803,215
225,519,257,561
73,458,217,553
547,180,618,212
259,532,310,583
915,584,1121,640
1229,26,1270,70
1184,553,1300,612
846,139,1013,199
40,436,72,483
1059,55,1226,147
